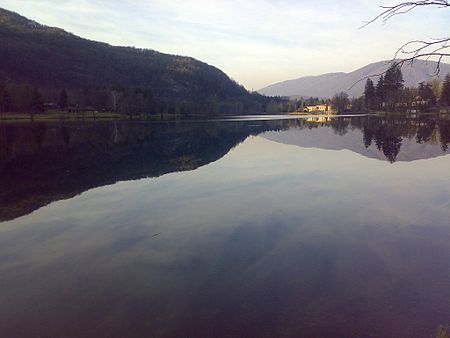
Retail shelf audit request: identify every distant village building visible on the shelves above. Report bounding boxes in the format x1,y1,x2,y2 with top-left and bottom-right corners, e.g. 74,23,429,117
301,104,335,114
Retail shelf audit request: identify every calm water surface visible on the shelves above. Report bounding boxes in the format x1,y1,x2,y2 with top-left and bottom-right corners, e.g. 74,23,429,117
1,115,450,337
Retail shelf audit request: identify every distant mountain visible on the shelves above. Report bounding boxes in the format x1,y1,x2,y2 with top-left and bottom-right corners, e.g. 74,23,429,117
259,60,450,98
0,7,271,114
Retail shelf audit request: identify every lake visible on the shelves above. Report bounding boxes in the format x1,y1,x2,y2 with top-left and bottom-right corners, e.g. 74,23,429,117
1,115,450,337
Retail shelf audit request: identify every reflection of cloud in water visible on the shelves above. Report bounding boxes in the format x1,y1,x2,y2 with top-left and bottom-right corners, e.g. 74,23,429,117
1,117,450,337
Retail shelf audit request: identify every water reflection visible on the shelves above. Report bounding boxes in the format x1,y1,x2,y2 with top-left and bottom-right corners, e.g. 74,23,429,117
1,116,450,222
0,120,278,221
0,116,450,337
274,115,450,163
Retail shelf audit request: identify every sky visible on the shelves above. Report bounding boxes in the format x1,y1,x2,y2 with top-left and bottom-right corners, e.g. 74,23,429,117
0,0,448,90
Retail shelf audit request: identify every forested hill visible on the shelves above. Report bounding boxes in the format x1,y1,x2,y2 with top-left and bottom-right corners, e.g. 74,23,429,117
0,8,275,115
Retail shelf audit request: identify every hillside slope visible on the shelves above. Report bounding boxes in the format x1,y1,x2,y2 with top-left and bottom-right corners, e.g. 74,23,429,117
0,7,269,114
259,60,450,98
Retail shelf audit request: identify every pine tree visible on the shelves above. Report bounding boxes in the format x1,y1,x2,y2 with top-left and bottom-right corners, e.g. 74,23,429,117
384,64,404,110
441,73,450,107
384,66,395,92
376,75,385,109
364,78,375,110
394,66,404,90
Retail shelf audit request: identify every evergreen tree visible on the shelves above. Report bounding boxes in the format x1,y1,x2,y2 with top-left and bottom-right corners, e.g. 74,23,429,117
441,73,450,107
384,64,404,92
384,67,395,92
59,89,68,110
364,78,375,110
395,66,404,90
375,75,385,109
384,64,404,110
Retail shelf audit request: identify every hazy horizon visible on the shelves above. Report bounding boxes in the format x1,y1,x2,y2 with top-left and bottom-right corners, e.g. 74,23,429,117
0,0,448,90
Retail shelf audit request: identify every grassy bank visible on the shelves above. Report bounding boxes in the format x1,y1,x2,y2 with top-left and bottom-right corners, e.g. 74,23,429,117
0,111,182,122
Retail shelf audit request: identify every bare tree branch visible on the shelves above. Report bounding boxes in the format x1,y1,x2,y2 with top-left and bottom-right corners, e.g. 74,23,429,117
351,1,450,91
349,54,450,91
359,1,450,29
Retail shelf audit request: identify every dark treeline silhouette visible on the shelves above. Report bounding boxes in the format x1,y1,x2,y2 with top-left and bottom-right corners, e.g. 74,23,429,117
0,8,286,116
363,64,450,112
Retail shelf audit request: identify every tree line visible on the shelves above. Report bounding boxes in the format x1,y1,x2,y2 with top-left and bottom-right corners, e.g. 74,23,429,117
0,82,288,117
363,64,450,112
282,64,450,115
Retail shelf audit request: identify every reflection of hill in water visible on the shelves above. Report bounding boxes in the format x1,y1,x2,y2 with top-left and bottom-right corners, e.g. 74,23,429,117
1,116,450,222
0,121,278,222
264,116,450,163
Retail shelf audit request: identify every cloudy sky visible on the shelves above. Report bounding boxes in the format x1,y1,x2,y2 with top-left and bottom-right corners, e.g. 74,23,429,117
0,0,448,89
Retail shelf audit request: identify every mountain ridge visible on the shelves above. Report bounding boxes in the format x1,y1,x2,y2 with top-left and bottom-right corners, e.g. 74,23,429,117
0,7,272,114
259,60,450,98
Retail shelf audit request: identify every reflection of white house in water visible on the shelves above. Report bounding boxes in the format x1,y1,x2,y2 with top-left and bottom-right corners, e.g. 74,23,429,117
302,104,336,114
306,116,333,123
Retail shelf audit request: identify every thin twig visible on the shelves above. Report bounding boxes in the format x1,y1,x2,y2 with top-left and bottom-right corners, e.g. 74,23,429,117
352,1,450,90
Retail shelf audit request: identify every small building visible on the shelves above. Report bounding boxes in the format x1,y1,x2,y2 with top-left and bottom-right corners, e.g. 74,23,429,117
302,104,335,114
